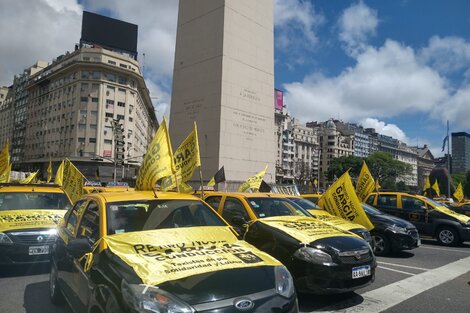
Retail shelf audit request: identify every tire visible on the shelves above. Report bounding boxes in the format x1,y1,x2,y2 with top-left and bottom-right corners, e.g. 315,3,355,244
49,262,64,305
371,232,391,256
436,227,460,246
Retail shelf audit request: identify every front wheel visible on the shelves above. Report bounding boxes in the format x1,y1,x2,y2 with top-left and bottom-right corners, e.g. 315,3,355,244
50,262,64,305
436,227,460,246
371,232,390,256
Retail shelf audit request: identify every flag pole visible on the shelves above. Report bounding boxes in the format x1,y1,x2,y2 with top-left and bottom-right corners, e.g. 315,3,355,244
199,167,204,199
447,120,450,199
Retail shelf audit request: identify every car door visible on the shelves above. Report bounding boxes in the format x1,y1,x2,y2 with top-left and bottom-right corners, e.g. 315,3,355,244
55,199,88,310
401,195,427,232
69,200,101,312
375,194,400,216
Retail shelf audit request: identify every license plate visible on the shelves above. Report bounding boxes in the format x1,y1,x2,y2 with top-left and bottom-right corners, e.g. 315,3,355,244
28,245,49,255
352,265,371,279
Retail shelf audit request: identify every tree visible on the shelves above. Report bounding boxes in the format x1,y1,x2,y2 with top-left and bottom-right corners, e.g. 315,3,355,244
326,155,363,182
366,152,411,189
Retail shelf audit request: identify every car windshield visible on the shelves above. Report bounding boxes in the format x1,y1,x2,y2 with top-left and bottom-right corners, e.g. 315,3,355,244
362,203,383,216
247,197,310,218
107,199,226,235
288,197,321,210
0,192,71,211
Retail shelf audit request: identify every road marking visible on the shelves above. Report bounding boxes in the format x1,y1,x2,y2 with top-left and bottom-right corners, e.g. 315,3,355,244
378,266,415,276
420,245,470,253
377,261,430,271
315,255,470,313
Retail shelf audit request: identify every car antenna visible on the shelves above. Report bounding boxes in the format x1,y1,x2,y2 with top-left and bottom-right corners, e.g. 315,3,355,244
152,187,158,198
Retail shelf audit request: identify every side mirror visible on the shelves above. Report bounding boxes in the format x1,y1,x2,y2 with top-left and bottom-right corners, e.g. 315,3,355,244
66,238,92,258
231,216,247,226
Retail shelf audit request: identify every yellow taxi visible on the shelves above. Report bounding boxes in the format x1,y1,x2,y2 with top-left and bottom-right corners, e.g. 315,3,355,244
50,191,298,312
204,192,376,294
0,183,72,265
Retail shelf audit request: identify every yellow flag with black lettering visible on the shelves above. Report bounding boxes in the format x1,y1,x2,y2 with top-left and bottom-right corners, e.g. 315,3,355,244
356,161,375,202
135,118,176,191
47,159,52,183
54,160,64,186
20,170,39,184
318,171,374,230
62,159,85,204
0,142,10,183
238,165,268,192
454,183,464,203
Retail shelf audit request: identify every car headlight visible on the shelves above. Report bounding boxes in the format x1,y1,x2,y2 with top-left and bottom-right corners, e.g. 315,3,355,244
121,280,194,313
274,266,295,298
386,225,408,235
293,247,333,265
0,232,13,245
352,229,372,242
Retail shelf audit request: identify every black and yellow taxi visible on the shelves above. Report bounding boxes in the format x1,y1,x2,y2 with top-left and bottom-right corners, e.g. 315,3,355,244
366,192,470,246
0,183,72,265
50,191,298,313
449,201,470,217
204,192,376,294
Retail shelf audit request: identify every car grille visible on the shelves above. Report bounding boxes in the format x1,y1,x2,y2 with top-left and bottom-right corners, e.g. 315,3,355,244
407,228,419,239
338,249,373,264
8,231,57,245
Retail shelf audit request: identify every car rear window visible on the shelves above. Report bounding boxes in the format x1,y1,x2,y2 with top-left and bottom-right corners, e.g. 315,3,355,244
247,197,310,218
107,199,226,235
0,192,71,211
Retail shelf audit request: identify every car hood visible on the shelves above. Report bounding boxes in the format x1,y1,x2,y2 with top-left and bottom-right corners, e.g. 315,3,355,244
311,235,370,253
368,212,414,229
159,266,275,305
0,209,66,232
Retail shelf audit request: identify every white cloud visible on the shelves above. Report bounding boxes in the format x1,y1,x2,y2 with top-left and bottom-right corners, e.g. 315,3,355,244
338,1,378,56
435,84,470,131
283,40,448,123
0,0,82,86
419,36,470,75
360,118,409,142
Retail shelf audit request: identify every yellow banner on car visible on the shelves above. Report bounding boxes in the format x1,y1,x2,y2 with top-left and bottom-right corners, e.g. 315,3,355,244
238,165,268,192
435,206,470,225
0,210,66,232
20,170,39,184
307,210,366,231
318,171,374,230
356,161,375,202
135,118,176,191
454,183,464,203
256,216,358,244
54,160,64,186
62,160,85,204
0,142,10,183
100,226,280,286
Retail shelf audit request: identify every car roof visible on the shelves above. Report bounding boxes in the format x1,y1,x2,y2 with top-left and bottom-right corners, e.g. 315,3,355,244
204,192,291,198
0,184,65,193
86,191,202,203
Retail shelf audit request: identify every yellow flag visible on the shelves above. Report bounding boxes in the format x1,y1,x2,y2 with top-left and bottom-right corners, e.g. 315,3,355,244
423,176,431,191
54,160,64,186
161,122,202,191
375,179,381,192
62,159,85,204
135,118,176,191
180,182,194,193
47,159,52,183
318,171,374,230
432,180,440,197
356,161,376,202
207,177,216,187
0,142,10,183
20,170,39,184
238,165,268,192
454,183,464,203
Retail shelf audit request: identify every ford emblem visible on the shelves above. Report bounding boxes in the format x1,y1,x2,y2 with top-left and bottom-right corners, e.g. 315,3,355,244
234,298,254,311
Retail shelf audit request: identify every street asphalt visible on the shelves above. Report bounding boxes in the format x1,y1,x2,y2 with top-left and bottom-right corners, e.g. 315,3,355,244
0,238,469,313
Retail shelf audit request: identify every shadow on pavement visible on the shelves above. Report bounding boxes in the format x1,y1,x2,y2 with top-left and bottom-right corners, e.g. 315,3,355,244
0,263,50,278
24,281,71,313
298,292,364,312
380,251,415,259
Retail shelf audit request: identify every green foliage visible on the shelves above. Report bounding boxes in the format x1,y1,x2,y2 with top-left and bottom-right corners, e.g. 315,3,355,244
396,181,410,192
326,155,363,181
366,152,411,188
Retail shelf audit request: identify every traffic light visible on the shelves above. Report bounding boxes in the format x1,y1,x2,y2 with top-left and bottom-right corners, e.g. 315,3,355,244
113,119,125,165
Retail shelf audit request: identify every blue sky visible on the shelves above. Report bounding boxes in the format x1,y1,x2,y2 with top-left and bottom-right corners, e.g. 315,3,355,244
1,0,470,158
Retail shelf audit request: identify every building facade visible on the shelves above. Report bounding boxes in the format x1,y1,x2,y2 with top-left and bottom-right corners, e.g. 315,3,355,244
0,86,14,148
451,132,470,174
415,145,435,190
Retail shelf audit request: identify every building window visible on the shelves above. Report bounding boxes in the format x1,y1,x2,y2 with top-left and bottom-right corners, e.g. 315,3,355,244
106,73,115,82
89,138,96,143
91,97,98,103
80,97,88,102
81,71,90,79
116,114,124,120
105,112,113,118
118,76,127,85
119,63,127,68
92,71,101,79
117,101,125,107
78,137,85,143
104,139,112,145
108,60,116,65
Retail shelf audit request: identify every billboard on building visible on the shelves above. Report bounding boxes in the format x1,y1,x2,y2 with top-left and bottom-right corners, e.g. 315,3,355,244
81,11,138,55
274,89,283,111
